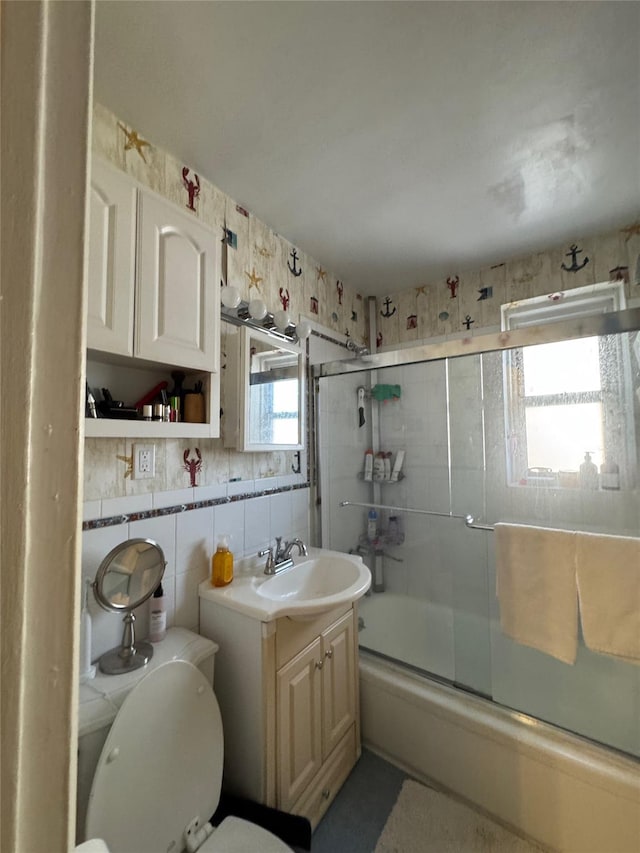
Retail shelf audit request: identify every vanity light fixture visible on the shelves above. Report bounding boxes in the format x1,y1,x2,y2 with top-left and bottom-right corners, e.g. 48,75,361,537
220,285,311,343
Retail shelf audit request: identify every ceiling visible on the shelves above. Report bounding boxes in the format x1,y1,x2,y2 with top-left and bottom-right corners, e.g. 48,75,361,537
94,1,640,297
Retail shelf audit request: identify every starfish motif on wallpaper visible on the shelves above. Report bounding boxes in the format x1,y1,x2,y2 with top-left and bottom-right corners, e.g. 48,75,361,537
316,266,327,282
116,454,133,479
621,223,640,241
255,244,274,259
245,267,263,289
415,286,427,296
117,123,151,163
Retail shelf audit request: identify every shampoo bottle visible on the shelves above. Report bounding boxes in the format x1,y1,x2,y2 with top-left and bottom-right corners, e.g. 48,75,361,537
373,452,385,481
579,452,598,489
363,449,373,481
149,583,167,643
367,509,378,541
600,458,620,490
212,535,234,587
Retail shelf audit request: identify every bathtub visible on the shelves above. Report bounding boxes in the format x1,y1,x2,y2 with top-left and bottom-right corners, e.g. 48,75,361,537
358,595,640,853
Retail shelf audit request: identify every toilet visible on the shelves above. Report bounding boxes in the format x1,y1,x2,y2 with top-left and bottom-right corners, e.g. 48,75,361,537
77,628,291,853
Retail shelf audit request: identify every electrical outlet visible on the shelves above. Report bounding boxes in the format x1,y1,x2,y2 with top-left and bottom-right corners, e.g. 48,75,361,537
133,444,155,479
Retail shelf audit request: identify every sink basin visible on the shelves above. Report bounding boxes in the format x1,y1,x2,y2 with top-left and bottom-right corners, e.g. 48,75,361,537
199,548,371,621
257,555,366,603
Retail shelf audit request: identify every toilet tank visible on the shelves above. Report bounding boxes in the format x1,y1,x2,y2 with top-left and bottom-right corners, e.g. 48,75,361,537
76,628,218,844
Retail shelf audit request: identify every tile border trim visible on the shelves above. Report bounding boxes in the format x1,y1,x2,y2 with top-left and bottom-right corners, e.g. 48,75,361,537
82,481,311,530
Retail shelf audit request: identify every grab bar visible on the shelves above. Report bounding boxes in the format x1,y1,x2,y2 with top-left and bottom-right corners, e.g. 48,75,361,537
339,500,495,531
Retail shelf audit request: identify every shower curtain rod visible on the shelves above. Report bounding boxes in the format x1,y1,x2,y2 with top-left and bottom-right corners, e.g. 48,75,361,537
339,500,495,531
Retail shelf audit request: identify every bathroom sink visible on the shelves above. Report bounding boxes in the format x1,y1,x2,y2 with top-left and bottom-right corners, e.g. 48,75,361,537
257,555,366,603
199,548,371,621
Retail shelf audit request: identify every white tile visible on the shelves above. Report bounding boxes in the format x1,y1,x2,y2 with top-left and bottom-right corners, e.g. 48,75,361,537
292,488,310,539
258,476,279,493
244,496,271,552
213,501,245,556
82,523,129,581
227,479,254,497
128,514,177,577
152,488,194,509
175,506,213,576
174,568,203,632
196,483,227,502
83,500,101,522
269,491,292,539
101,493,153,518
276,474,298,489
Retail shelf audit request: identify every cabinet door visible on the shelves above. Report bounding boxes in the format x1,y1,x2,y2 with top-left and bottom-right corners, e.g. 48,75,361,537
276,638,322,811
136,190,219,371
87,160,136,355
322,611,356,758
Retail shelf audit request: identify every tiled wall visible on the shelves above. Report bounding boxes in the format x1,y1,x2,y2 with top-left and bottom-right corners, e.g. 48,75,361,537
82,476,309,662
374,224,640,347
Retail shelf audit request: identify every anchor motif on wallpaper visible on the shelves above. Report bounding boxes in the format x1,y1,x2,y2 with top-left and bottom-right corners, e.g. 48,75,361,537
561,244,589,273
336,280,344,305
380,297,396,318
288,248,302,277
182,168,201,212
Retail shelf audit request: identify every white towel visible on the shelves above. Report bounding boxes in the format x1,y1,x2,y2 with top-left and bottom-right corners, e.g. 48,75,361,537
495,523,578,665
576,532,640,663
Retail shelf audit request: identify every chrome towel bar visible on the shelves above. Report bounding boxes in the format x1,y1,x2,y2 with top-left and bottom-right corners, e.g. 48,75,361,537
339,500,495,531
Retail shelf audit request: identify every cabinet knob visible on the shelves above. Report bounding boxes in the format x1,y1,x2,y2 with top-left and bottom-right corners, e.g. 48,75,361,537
322,788,331,799
325,649,333,659
315,660,324,670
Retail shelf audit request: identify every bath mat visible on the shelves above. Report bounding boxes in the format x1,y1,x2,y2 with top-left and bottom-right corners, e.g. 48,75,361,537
374,779,544,853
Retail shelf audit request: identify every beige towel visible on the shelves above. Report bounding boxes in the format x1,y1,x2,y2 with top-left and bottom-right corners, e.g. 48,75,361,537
576,532,640,663
495,523,578,665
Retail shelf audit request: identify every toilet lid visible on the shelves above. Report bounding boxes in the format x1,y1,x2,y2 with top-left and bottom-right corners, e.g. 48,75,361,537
86,660,223,853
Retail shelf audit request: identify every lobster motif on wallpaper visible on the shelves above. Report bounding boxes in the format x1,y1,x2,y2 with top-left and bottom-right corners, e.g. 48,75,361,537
183,448,202,487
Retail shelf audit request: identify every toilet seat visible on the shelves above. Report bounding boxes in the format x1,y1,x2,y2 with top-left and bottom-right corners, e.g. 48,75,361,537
200,817,291,853
86,660,224,853
86,659,291,853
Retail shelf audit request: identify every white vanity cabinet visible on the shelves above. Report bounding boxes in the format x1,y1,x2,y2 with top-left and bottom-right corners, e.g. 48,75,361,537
198,598,360,830
86,159,221,438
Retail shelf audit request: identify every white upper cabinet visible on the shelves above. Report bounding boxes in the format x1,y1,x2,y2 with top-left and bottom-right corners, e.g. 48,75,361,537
87,160,137,355
136,189,218,372
87,159,220,373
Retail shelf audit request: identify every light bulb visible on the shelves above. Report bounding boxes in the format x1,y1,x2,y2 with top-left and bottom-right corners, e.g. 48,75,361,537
221,285,241,309
296,319,312,340
248,298,268,320
274,309,291,331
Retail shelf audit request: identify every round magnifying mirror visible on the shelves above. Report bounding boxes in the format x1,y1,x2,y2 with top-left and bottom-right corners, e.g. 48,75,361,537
93,538,166,675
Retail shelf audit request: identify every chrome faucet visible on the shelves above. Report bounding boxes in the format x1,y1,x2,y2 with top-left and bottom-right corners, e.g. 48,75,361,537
259,536,308,575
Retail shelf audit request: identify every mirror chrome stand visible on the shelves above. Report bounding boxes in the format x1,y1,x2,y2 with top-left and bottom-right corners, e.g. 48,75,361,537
98,611,153,675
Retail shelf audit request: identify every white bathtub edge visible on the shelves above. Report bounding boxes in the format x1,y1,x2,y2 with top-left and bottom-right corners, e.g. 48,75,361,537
360,653,640,853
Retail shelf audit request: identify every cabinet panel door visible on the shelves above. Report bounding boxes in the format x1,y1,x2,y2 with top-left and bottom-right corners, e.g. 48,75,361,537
136,191,219,371
322,611,356,759
87,161,136,355
276,638,322,811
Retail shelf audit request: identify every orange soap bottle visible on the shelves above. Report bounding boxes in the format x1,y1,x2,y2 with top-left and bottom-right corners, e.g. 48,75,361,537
211,535,234,587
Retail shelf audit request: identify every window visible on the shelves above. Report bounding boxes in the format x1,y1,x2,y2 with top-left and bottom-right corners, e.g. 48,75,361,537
502,282,629,487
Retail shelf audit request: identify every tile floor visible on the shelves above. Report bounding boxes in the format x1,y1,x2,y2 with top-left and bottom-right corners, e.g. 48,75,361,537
310,748,408,853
